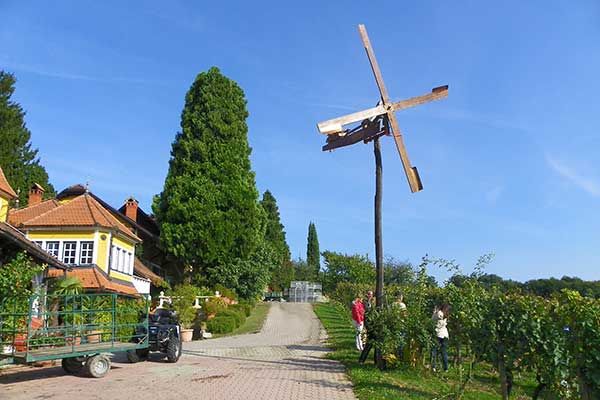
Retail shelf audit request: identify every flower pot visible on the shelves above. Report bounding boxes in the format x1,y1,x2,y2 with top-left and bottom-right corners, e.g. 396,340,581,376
180,328,193,342
86,330,102,344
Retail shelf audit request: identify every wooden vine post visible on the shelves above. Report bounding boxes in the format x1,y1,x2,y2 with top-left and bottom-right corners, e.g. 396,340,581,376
315,24,449,366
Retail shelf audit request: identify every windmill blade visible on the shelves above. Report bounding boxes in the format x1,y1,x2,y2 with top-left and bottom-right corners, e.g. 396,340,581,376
358,24,391,104
317,104,385,135
392,86,449,112
386,112,423,193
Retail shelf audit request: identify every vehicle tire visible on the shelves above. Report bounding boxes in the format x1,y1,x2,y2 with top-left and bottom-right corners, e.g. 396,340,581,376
127,348,149,363
61,357,85,374
166,335,182,363
85,354,111,378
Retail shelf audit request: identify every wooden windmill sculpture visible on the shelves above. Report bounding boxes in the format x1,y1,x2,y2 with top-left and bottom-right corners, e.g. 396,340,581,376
317,24,448,309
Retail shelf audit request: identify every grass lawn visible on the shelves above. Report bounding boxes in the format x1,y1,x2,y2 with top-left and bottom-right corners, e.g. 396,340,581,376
314,303,539,400
212,302,270,337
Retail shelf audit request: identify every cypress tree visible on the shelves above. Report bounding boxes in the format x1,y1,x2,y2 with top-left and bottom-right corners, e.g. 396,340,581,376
306,222,320,278
0,71,55,204
153,67,265,287
260,190,293,290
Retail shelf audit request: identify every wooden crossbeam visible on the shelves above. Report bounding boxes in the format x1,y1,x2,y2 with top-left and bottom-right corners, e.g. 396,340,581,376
322,120,385,151
316,86,448,135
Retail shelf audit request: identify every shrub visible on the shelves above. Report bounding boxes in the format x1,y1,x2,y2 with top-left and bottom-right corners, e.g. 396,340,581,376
168,284,198,329
230,303,252,317
218,309,245,328
207,316,236,334
214,284,238,300
203,297,227,316
331,282,372,309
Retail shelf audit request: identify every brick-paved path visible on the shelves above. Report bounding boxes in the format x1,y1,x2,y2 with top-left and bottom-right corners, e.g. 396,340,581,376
0,303,356,400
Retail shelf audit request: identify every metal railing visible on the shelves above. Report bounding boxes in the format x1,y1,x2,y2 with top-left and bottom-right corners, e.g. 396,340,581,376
0,293,148,363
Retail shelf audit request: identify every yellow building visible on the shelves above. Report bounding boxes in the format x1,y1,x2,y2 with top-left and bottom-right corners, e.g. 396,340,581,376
8,183,141,296
0,167,18,223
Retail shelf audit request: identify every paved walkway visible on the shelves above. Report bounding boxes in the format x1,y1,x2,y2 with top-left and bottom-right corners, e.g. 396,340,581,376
0,303,356,400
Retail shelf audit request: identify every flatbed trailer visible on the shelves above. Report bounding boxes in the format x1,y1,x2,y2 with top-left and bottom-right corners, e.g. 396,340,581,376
0,292,149,377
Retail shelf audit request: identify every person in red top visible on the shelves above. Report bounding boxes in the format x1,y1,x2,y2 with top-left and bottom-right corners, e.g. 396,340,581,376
351,297,365,351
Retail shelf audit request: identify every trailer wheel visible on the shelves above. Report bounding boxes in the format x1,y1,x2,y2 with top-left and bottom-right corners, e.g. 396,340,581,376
85,354,111,378
127,348,149,363
166,335,182,363
61,357,85,374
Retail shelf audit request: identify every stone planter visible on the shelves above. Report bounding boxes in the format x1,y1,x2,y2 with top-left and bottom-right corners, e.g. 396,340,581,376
180,328,193,342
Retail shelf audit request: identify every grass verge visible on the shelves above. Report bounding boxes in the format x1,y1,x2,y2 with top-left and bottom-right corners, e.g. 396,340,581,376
212,302,270,337
314,303,537,400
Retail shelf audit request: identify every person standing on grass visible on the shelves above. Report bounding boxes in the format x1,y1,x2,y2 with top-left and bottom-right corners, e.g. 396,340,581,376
394,294,407,359
351,297,365,351
358,290,376,362
431,303,450,372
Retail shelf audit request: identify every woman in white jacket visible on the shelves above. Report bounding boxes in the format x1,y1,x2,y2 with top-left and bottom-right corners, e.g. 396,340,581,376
431,304,450,372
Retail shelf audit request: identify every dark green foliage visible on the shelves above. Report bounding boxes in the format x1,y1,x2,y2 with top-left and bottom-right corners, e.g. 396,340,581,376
207,315,236,333
214,284,237,300
0,252,45,300
230,303,252,317
0,71,55,204
218,309,245,328
153,67,267,293
260,190,294,291
167,284,198,328
292,258,315,281
306,222,320,276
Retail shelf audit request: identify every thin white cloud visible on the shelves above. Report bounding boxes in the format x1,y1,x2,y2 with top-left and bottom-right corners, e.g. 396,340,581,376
1,60,172,87
546,154,600,197
485,185,504,204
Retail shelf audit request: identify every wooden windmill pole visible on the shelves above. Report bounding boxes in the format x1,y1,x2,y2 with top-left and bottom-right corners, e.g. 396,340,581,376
316,25,448,364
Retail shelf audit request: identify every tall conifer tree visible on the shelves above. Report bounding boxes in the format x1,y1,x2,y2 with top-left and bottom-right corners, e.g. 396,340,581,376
153,67,265,287
306,222,320,278
260,190,293,290
0,71,55,204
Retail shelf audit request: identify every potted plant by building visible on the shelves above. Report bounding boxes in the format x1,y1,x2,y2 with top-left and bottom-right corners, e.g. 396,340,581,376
50,277,83,344
168,284,198,342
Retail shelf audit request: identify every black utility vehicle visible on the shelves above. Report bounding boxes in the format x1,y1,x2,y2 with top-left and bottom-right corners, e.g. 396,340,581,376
127,308,182,363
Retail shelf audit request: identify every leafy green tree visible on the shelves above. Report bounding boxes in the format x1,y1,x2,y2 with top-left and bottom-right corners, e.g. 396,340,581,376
260,190,293,290
0,71,55,204
153,67,266,292
321,251,375,294
292,258,314,281
384,257,416,285
0,252,45,299
306,222,320,277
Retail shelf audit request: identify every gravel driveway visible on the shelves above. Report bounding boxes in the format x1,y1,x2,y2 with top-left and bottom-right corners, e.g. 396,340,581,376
0,302,356,400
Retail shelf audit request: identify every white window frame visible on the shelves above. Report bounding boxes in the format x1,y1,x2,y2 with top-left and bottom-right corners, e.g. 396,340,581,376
109,244,134,276
62,241,77,265
80,241,94,264
46,241,60,257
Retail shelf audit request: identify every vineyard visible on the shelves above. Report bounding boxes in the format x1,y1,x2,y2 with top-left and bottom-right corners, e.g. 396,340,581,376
328,258,600,400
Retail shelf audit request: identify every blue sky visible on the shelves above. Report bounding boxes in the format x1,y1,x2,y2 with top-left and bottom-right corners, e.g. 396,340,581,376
2,1,600,282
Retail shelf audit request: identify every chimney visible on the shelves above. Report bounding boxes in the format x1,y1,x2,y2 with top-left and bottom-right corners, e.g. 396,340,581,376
124,197,139,221
28,183,45,206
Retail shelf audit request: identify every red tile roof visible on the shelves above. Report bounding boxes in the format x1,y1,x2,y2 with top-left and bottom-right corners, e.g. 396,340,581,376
8,199,60,226
19,194,141,242
0,222,70,270
134,257,164,285
47,266,139,296
0,167,17,200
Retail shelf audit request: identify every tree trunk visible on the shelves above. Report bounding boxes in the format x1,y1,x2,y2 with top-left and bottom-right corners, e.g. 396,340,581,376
497,345,510,400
